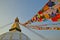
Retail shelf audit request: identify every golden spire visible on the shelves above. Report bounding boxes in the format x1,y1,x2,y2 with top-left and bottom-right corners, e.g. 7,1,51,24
9,17,21,32
15,17,19,22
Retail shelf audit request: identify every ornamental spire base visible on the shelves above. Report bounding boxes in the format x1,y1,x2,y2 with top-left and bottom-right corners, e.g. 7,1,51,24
9,17,21,32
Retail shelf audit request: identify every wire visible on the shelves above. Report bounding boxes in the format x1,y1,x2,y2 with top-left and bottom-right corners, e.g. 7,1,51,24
0,23,12,29
27,28,48,40
0,21,48,40
19,23,48,40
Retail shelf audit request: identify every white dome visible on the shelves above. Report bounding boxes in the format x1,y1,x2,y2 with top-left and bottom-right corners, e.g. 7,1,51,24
0,31,30,40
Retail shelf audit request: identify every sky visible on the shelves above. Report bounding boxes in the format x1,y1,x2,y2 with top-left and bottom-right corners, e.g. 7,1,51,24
0,0,60,40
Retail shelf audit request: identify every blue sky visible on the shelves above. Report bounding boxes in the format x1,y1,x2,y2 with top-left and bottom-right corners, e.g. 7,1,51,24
0,0,60,40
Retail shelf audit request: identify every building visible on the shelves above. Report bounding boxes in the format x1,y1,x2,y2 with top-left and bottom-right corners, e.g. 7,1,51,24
0,17,30,40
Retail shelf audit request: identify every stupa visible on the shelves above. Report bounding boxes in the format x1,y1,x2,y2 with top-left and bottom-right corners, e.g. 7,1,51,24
0,17,30,40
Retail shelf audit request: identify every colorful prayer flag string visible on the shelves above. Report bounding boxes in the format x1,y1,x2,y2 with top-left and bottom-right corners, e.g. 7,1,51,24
22,0,60,30
30,0,60,23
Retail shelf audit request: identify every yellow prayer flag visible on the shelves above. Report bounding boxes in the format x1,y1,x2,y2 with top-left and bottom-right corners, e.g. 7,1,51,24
57,0,60,2
37,14,40,18
44,14,50,19
58,7,60,13
43,5,49,11
58,18,60,21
